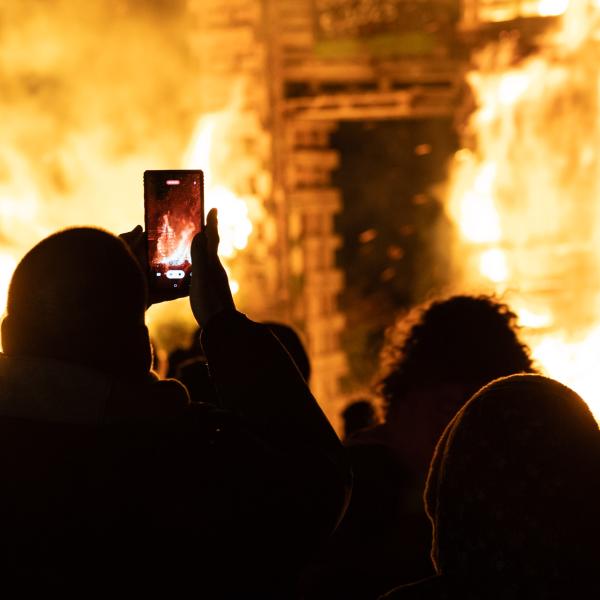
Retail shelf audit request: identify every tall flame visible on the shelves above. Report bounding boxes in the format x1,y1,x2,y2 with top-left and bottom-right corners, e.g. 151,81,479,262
182,96,265,295
0,2,198,321
156,214,196,267
448,0,600,421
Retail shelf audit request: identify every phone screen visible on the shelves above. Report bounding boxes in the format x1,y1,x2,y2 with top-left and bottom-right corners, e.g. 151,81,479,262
144,170,204,295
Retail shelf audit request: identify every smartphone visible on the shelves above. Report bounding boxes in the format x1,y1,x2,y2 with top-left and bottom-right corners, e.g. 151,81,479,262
144,170,204,297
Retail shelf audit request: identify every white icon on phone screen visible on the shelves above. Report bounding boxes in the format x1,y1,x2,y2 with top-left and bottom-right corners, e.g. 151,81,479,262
166,270,185,279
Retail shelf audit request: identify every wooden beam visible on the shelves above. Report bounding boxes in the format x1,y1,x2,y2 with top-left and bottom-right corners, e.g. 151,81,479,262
285,88,457,120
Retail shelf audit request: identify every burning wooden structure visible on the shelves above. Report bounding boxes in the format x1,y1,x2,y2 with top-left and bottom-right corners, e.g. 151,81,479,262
193,0,462,422
447,0,600,422
461,0,568,25
2,0,599,423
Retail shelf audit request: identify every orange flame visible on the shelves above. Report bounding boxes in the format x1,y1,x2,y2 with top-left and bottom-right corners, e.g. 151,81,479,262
182,91,266,295
448,1,600,421
156,214,196,267
0,5,271,355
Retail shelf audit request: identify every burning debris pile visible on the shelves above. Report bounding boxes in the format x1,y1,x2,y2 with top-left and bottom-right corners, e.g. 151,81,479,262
448,1,600,420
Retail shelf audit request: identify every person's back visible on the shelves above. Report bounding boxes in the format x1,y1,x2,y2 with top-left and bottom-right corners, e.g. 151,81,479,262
0,372,190,589
382,374,600,599
0,221,350,596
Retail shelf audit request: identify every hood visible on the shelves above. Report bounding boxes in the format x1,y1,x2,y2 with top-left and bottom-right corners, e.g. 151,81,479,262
424,374,599,596
0,353,189,424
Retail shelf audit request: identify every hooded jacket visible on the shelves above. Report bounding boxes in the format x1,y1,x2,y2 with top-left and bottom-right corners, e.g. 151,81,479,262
382,374,600,600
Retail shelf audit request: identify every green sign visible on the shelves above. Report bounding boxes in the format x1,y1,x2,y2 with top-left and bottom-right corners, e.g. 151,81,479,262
314,0,458,58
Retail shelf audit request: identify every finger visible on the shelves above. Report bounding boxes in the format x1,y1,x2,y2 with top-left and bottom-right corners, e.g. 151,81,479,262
119,224,143,244
207,207,218,226
206,208,220,257
190,229,208,269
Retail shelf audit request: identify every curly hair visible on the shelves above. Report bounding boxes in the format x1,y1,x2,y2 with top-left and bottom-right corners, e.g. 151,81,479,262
378,295,536,417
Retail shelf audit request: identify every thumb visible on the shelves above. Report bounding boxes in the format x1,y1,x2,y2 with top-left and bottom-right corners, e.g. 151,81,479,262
119,226,145,263
191,227,208,269
120,224,143,244
205,208,220,258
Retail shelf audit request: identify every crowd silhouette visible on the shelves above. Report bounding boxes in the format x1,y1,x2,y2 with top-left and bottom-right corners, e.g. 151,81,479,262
0,207,597,598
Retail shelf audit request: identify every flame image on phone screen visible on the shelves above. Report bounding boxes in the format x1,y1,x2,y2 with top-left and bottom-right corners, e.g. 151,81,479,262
144,170,204,294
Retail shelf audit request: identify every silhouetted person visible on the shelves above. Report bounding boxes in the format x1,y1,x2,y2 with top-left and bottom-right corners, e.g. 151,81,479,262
166,327,216,405
0,211,351,597
302,295,535,600
150,337,164,374
341,399,379,441
381,374,600,599
167,327,202,378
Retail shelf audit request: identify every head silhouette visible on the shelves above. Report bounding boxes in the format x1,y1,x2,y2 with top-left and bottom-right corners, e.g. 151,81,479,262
378,295,535,470
2,227,150,378
341,399,378,440
380,295,535,416
425,374,599,598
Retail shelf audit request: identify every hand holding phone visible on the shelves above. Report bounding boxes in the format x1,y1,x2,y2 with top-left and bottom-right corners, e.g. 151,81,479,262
190,208,235,328
122,208,236,320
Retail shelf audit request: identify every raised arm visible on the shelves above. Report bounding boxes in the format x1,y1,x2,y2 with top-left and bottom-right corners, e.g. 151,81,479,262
191,209,351,523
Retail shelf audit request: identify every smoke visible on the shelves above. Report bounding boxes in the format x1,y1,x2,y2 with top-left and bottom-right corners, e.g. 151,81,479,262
0,0,202,241
0,0,216,346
